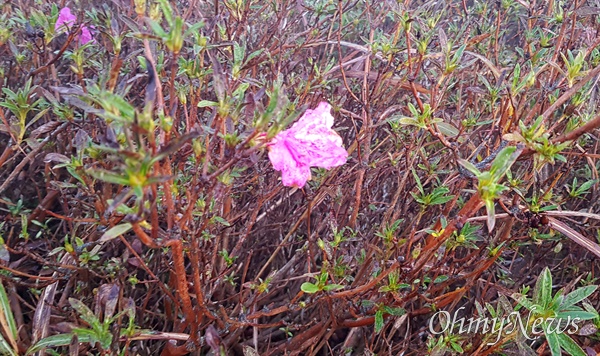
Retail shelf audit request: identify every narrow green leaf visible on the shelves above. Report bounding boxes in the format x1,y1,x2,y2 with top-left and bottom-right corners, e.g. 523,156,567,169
450,341,464,353
197,100,218,108
556,332,586,356
561,285,597,309
485,199,496,232
374,310,384,333
183,21,205,38
0,282,18,352
436,122,459,137
577,179,597,194
87,169,131,186
434,275,449,284
322,284,344,292
212,216,230,227
99,223,132,243
233,42,245,65
511,293,535,311
489,146,518,181
533,267,553,308
451,44,467,65
25,107,50,131
157,0,174,26
398,117,423,128
383,306,406,316
458,159,481,177
26,333,93,355
556,310,598,321
545,329,561,356
0,336,16,356
146,19,167,39
69,298,100,329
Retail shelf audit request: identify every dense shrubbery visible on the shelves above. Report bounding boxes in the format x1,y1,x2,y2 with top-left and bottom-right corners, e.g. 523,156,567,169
1,0,600,355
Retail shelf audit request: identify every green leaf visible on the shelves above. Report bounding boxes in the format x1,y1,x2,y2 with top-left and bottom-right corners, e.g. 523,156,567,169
146,18,167,38
556,310,598,321
485,198,496,232
25,107,50,131
183,21,205,38
561,285,598,309
26,333,93,355
374,310,384,333
436,122,459,137
212,216,231,227
300,282,320,294
99,223,132,243
434,275,449,284
319,271,329,285
451,44,467,66
533,267,553,308
430,188,454,205
511,293,535,311
545,329,561,356
412,169,424,194
246,48,264,64
197,100,218,108
383,306,406,316
556,332,586,356
322,284,344,292
69,298,100,329
398,117,424,128
407,102,419,117
489,146,519,181
0,282,18,352
157,0,174,26
0,336,17,356
450,341,464,353
233,42,245,65
577,179,597,194
87,169,131,186
458,159,481,176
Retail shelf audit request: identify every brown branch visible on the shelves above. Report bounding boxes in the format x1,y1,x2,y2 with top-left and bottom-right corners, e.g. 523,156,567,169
552,113,600,144
541,64,600,122
29,30,77,77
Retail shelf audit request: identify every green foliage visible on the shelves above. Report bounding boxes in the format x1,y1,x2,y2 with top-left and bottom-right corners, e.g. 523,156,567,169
512,267,598,356
0,78,47,143
0,282,18,356
301,270,344,294
459,145,522,231
447,222,480,250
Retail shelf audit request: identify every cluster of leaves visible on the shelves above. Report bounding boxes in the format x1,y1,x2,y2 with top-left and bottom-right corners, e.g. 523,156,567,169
0,0,600,355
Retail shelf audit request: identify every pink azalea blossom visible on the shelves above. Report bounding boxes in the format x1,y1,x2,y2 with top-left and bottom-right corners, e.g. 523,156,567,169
79,26,94,45
268,102,348,187
55,7,77,31
55,7,94,45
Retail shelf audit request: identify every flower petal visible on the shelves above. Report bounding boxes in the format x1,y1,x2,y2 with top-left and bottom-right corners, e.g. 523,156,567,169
268,102,348,187
268,133,312,187
79,26,93,44
282,102,347,168
55,7,76,31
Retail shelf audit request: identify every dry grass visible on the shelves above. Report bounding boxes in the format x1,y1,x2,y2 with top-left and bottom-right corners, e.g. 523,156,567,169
1,0,600,355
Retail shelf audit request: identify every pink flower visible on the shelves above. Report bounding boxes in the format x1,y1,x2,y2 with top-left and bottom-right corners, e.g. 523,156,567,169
55,7,77,31
55,7,94,45
79,26,94,45
268,102,348,187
